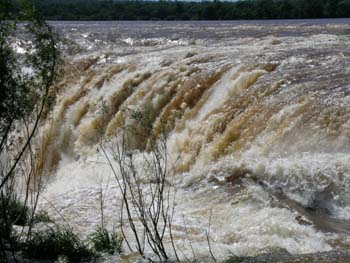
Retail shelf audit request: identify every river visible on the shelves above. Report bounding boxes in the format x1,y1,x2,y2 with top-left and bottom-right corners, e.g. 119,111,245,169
31,19,350,261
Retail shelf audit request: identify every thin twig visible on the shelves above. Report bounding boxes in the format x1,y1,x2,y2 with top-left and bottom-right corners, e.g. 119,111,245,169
182,215,196,260
206,208,217,263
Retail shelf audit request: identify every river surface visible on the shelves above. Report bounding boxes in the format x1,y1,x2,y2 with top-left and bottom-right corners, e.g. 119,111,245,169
28,20,350,261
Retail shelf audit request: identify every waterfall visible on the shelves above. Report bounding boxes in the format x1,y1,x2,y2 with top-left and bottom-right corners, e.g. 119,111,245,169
35,20,350,259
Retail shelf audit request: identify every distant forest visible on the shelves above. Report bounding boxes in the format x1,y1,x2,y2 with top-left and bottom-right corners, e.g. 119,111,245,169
32,0,350,20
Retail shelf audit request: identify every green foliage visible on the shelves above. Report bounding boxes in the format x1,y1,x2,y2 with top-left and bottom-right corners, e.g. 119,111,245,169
0,0,61,152
89,226,123,255
31,0,350,21
0,1,63,262
22,225,94,261
33,210,52,224
223,258,247,263
0,194,29,250
0,0,61,259
0,5,31,147
0,194,29,227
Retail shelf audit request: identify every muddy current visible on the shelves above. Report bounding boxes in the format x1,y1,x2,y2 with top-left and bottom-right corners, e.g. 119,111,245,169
22,20,350,261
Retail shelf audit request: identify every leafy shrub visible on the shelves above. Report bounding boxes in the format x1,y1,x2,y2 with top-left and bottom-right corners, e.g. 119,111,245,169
0,195,28,252
22,225,94,261
33,210,52,224
0,195,29,227
89,226,123,254
223,257,251,263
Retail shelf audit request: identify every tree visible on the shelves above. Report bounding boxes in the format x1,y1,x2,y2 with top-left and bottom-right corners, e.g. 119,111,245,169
0,0,61,261
101,108,179,261
337,0,350,17
324,0,340,17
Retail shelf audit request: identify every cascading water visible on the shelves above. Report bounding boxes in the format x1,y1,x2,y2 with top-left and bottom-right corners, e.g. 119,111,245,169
29,20,350,261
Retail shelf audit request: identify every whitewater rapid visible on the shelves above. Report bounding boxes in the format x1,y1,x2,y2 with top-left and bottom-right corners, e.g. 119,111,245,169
29,20,350,260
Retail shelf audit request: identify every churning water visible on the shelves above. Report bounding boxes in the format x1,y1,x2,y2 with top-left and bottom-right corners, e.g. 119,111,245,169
29,20,350,260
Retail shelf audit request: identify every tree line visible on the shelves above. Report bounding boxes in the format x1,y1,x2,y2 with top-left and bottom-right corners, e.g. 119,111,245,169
31,0,350,21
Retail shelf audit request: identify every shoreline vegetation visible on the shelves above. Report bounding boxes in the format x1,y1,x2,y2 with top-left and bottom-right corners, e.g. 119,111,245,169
31,0,350,21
